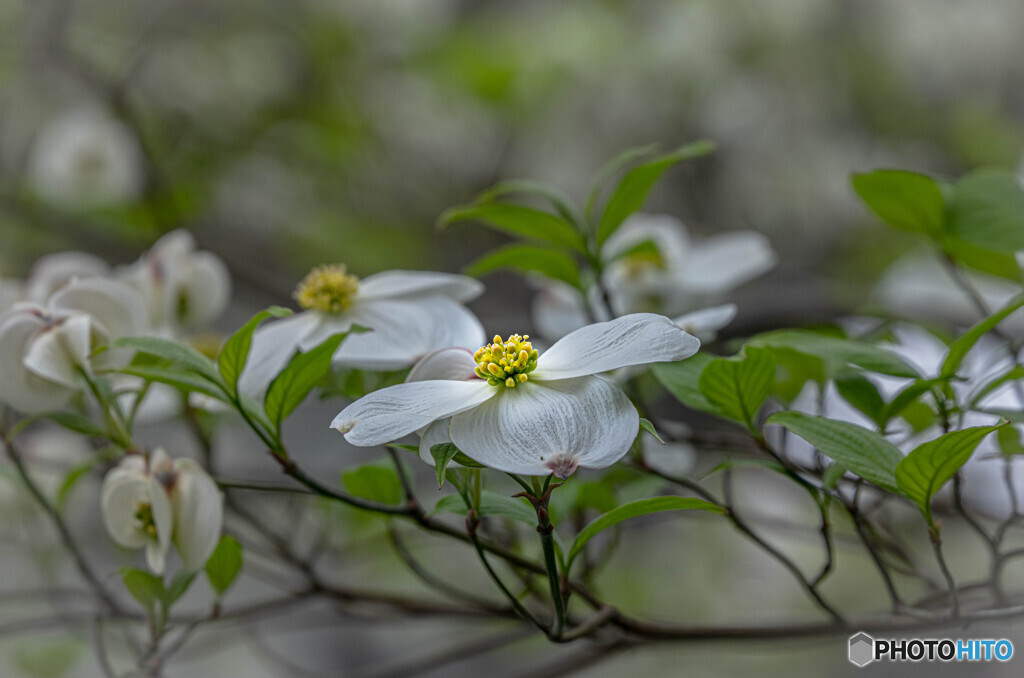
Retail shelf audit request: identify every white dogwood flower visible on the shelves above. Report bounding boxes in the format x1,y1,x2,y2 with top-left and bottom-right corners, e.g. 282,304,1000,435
119,230,232,335
333,314,700,477
533,213,773,341
0,278,147,413
27,106,145,209
241,266,485,394
101,449,223,574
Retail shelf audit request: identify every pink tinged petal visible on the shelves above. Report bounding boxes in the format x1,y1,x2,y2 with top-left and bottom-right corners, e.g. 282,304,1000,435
23,314,92,388
0,310,75,413
357,270,484,303
406,348,478,383
332,379,496,446
337,296,485,370
532,313,700,380
448,376,639,477
418,418,455,466
25,251,109,304
238,311,322,397
677,231,777,294
170,459,224,572
49,277,148,339
673,304,737,342
149,448,174,476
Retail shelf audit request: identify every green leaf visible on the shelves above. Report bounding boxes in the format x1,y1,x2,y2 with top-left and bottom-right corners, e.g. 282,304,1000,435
430,442,460,489
941,293,1024,377
165,571,197,606
585,143,658,221
834,374,885,426
851,169,945,237
44,412,109,438
439,203,584,252
881,378,944,425
431,490,537,526
114,336,223,383
821,463,848,491
698,348,774,431
651,354,720,415
118,365,228,400
205,536,243,596
341,463,403,506
472,180,581,226
120,567,165,614
596,140,715,245
749,329,920,378
218,307,292,393
766,412,902,493
948,169,1024,252
639,418,664,444
567,496,724,569
969,365,1024,409
464,243,580,288
265,331,356,431
947,236,1022,280
997,426,1024,456
896,425,1005,522
770,348,826,403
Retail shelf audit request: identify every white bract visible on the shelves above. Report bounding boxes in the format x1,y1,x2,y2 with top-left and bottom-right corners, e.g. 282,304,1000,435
332,314,700,477
27,106,145,209
241,266,485,394
532,213,774,340
0,278,147,413
101,449,223,574
25,251,111,304
119,230,232,335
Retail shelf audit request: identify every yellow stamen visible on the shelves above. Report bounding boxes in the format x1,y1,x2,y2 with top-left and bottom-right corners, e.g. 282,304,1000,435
294,264,360,313
474,333,539,388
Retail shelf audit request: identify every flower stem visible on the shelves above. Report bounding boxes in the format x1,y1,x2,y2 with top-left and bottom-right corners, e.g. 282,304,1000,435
535,496,566,639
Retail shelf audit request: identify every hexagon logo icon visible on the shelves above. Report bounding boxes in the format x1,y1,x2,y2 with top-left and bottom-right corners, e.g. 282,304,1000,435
849,632,875,667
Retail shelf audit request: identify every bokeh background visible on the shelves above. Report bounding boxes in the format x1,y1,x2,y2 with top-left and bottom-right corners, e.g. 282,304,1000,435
2,0,1024,676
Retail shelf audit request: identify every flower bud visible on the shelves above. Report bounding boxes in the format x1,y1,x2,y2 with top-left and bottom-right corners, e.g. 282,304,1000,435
101,449,223,574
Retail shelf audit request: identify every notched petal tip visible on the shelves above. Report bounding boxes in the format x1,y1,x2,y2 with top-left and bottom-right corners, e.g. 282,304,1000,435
545,454,579,479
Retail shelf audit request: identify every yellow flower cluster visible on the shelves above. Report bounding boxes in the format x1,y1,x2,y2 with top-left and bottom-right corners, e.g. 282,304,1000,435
294,264,360,313
473,334,539,388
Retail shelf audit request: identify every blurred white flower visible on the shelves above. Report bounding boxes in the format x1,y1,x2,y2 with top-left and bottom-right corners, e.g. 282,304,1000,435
101,449,223,574
333,314,700,477
25,251,110,304
27,107,144,209
0,278,22,315
673,304,738,343
241,266,486,395
0,277,147,413
119,230,232,335
533,214,771,341
875,251,1023,334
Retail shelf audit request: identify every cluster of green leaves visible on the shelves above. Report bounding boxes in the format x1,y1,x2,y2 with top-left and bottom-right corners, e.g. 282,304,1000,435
653,309,1016,528
113,307,364,448
120,536,243,631
852,167,1024,281
439,141,714,290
